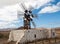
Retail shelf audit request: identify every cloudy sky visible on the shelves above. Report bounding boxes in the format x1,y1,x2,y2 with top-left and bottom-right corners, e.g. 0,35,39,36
0,0,60,28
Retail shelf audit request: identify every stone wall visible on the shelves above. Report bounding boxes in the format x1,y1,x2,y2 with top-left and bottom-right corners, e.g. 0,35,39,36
8,29,56,44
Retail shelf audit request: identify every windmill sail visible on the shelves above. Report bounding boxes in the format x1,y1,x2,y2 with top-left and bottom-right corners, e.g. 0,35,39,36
31,21,36,28
18,2,38,29
20,3,27,11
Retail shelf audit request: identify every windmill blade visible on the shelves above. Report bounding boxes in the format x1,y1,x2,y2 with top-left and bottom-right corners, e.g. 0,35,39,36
31,21,36,28
17,10,24,13
32,14,39,20
18,13,24,16
17,13,24,18
17,11,24,16
20,3,27,11
28,6,34,11
17,14,24,19
17,11,24,19
17,11,24,14
33,14,38,18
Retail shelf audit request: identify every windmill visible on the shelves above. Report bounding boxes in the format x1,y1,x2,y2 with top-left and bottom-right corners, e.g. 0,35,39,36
17,3,37,29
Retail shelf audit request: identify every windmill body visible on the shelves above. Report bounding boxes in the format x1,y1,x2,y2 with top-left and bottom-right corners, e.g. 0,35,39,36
24,10,34,29
24,10,31,29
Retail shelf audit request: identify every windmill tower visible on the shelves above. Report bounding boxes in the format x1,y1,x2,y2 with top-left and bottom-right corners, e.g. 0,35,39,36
17,3,37,29
24,10,31,29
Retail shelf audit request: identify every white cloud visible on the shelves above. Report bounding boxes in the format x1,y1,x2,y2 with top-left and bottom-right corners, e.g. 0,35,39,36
0,4,24,22
57,2,60,7
0,9,17,22
39,2,60,13
0,20,21,28
5,24,17,28
21,0,53,10
0,21,11,28
0,0,22,7
0,4,21,28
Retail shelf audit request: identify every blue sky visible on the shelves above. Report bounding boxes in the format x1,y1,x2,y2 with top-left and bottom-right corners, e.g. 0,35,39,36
0,0,60,28
33,11,60,28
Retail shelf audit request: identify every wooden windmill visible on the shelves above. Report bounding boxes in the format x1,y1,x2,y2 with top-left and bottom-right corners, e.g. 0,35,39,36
17,3,37,29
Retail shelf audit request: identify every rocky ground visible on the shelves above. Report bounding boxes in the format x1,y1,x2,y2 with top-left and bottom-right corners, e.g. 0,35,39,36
0,38,60,44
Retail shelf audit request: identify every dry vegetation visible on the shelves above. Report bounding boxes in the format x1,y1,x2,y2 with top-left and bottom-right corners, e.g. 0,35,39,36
0,31,10,44
0,28,60,44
